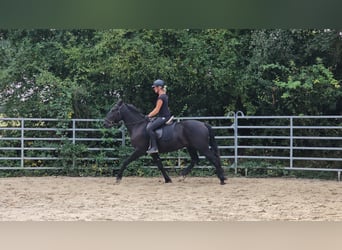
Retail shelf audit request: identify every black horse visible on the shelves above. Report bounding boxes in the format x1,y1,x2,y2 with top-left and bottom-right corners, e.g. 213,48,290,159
104,100,226,185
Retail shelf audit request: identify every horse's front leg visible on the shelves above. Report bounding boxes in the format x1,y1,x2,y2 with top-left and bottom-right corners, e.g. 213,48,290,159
151,154,172,183
115,149,145,183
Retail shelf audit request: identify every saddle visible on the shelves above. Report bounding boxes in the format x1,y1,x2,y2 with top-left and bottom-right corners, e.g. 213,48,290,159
155,116,176,141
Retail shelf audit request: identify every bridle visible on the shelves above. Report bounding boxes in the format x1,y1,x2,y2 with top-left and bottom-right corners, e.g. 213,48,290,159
104,104,122,127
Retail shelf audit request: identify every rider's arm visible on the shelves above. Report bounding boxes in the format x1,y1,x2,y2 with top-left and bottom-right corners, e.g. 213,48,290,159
148,99,163,118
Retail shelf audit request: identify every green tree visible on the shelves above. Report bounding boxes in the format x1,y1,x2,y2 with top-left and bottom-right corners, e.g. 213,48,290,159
275,58,340,115
1,29,341,119
242,29,342,115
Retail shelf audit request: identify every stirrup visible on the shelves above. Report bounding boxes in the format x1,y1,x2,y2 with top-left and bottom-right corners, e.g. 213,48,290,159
165,115,174,125
146,147,159,154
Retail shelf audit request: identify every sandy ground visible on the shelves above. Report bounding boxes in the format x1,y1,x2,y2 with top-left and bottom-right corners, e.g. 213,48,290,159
0,176,341,221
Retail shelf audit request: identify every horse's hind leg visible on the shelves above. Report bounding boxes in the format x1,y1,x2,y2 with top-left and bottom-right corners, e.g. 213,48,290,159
200,149,226,185
151,154,172,183
180,147,199,177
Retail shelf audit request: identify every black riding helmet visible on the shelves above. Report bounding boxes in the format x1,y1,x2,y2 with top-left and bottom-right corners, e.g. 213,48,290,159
151,79,165,88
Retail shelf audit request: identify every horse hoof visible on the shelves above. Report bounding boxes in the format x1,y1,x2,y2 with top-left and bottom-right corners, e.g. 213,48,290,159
116,178,122,184
165,179,173,184
220,180,226,185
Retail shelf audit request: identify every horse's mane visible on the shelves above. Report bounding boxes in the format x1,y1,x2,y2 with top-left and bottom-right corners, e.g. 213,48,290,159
125,103,145,118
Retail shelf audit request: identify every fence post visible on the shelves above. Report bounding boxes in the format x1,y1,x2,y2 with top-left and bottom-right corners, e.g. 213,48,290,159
227,111,244,174
119,125,126,146
177,117,181,169
72,119,76,169
20,118,24,168
72,119,76,144
290,117,293,169
233,115,238,174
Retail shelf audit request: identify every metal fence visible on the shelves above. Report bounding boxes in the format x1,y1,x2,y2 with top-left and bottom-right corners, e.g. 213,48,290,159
1,115,341,179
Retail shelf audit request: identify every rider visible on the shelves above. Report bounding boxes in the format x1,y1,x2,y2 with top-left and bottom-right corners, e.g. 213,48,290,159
146,79,171,154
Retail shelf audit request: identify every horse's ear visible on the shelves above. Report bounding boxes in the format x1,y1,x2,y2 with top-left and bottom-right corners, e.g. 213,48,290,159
117,99,123,106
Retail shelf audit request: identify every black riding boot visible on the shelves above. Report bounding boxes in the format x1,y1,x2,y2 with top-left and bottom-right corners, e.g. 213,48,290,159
147,132,158,154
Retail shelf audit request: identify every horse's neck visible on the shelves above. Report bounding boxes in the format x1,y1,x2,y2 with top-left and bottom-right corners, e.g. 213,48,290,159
121,106,147,131
123,118,147,136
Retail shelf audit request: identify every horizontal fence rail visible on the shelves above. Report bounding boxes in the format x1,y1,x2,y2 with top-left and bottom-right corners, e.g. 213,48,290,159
0,115,341,180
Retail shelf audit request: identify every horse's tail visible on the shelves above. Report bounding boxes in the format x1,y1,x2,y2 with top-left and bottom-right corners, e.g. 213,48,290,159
205,123,220,157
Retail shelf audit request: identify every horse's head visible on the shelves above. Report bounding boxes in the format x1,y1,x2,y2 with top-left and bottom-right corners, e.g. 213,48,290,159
104,100,124,128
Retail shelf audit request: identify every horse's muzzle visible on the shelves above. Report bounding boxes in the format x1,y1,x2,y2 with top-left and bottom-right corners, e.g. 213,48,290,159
104,119,114,128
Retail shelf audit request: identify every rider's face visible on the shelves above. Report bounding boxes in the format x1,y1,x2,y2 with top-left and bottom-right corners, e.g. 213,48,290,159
152,86,160,94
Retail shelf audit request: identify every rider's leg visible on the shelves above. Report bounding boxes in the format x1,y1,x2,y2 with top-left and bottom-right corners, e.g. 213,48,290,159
146,117,165,154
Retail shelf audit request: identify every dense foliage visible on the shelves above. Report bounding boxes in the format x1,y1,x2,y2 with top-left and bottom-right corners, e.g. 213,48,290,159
1,29,341,118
